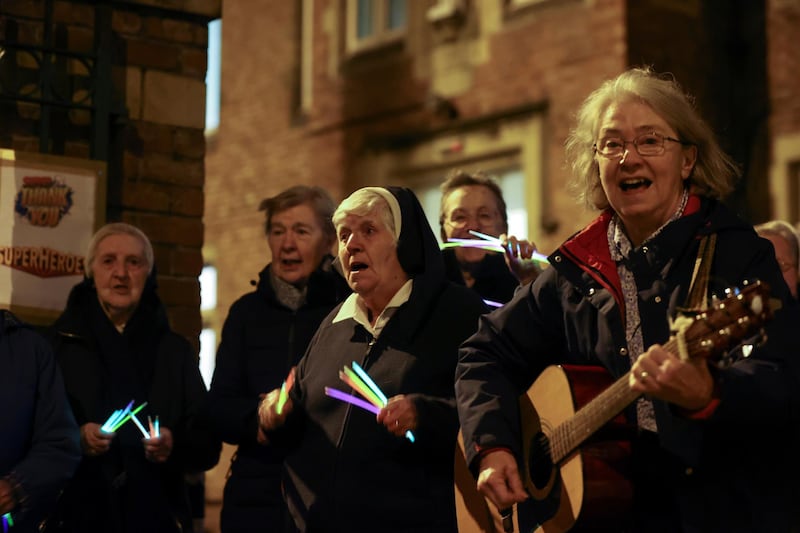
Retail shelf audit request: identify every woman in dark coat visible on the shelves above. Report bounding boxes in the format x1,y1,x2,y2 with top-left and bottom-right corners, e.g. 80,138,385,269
207,186,349,532
455,67,800,532
48,223,220,533
259,186,487,533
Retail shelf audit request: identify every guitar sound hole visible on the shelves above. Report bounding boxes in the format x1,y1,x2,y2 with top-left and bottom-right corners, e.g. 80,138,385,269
528,431,554,489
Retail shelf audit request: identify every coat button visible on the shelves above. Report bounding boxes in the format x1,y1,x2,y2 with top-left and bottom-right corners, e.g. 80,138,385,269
619,347,628,356
642,246,649,253
654,296,662,303
554,255,562,262
588,288,595,296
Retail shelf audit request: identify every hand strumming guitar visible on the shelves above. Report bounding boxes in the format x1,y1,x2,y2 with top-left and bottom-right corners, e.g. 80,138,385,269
476,449,529,511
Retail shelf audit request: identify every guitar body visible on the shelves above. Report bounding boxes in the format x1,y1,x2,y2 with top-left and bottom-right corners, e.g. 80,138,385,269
456,365,633,533
519,365,634,532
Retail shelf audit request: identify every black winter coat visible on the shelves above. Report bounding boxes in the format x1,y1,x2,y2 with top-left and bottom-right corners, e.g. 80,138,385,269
442,248,519,304
456,197,800,532
207,260,348,531
47,277,220,533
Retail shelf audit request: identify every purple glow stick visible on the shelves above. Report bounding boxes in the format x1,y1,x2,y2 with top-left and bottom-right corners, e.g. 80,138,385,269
483,299,504,308
324,387,380,415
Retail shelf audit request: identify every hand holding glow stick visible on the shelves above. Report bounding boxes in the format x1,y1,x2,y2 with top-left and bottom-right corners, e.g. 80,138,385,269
276,367,296,416
143,426,173,463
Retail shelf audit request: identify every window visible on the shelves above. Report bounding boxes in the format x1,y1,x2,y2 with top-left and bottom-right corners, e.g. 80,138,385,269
347,0,407,53
414,167,528,244
205,19,222,135
198,264,218,389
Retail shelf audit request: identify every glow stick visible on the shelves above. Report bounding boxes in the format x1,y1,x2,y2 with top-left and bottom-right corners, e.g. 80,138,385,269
129,412,151,439
276,381,288,415
468,229,501,243
343,363,415,443
441,242,506,253
325,387,381,415
340,368,383,408
483,299,503,308
110,402,148,432
154,416,160,438
101,409,122,432
2,512,12,532
351,361,388,405
101,399,134,432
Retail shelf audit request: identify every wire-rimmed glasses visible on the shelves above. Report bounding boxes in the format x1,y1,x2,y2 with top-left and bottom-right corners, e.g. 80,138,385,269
593,132,690,158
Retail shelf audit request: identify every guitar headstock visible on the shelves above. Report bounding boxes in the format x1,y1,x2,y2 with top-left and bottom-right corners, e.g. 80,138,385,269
675,280,775,367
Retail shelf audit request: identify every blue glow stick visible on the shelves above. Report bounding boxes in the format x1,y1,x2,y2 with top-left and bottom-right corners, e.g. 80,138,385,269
3,512,13,531
129,412,151,439
325,387,381,415
154,416,160,438
102,399,134,432
101,409,122,432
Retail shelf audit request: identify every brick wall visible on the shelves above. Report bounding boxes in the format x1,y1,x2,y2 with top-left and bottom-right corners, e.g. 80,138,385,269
0,0,221,349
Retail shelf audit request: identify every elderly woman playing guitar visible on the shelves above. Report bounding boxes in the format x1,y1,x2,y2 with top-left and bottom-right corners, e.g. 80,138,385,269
455,67,800,533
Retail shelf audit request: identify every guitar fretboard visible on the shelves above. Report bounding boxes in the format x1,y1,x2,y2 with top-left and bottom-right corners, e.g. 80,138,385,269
549,337,678,463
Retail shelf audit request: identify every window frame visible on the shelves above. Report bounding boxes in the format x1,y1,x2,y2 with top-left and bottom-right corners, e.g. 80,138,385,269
345,0,407,55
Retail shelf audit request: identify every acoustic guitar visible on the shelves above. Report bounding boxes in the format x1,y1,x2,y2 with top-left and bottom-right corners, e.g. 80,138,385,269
457,281,776,533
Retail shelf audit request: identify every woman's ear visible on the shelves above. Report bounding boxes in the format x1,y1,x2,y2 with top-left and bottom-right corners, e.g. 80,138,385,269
681,145,698,180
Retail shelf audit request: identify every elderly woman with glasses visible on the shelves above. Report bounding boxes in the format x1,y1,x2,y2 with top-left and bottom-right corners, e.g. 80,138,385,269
258,187,486,532
439,170,541,305
455,67,800,532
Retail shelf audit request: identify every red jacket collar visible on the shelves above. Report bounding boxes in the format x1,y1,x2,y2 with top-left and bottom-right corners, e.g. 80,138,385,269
558,194,702,310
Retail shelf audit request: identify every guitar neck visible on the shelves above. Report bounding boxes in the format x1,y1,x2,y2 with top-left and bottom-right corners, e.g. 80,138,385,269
549,337,676,464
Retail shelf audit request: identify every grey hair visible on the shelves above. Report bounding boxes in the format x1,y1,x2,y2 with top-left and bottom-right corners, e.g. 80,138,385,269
332,188,399,243
565,66,741,210
85,222,154,278
755,219,799,267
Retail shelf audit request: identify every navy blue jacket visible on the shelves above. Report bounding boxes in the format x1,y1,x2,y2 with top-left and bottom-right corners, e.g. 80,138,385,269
0,310,80,533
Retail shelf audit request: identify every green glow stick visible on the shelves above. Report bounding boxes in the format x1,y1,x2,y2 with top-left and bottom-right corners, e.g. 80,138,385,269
276,381,288,415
